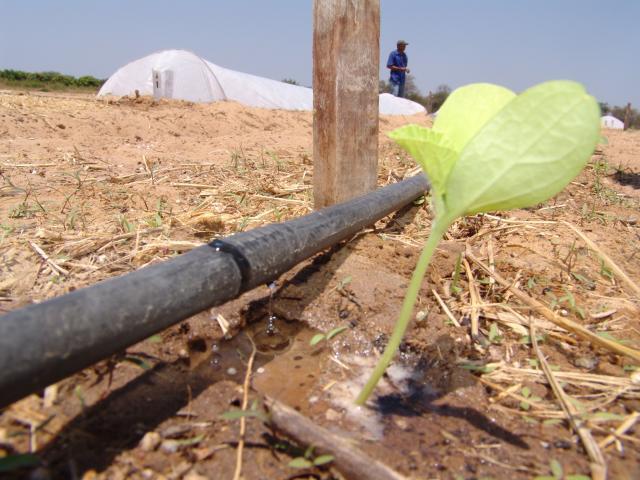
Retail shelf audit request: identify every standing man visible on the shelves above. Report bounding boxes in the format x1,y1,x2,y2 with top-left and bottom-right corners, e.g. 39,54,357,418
387,40,410,97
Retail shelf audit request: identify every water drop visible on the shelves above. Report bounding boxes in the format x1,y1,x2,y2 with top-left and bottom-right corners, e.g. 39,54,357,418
266,281,278,335
266,315,277,336
210,353,222,370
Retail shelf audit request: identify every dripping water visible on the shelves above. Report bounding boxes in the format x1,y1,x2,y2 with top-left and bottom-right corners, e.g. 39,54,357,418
266,281,278,335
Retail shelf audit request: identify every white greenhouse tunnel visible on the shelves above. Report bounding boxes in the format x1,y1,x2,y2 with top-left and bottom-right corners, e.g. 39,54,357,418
98,49,426,116
600,115,624,130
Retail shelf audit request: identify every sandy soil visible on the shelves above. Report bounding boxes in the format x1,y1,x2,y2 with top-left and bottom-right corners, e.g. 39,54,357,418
1,90,639,479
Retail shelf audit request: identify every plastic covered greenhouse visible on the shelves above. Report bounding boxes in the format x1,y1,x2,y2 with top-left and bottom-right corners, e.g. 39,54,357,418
98,50,426,115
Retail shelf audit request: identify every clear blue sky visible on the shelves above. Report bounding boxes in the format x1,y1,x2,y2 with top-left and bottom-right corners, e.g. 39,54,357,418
1,1,637,107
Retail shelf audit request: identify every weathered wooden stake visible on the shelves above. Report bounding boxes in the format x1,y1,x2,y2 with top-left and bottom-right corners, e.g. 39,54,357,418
313,0,380,208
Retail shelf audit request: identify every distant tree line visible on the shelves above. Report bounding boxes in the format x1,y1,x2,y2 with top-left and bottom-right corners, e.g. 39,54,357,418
379,76,450,114
599,102,639,129
0,69,105,89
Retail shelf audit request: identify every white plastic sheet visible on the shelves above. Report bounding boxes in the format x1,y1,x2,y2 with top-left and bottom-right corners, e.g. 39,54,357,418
98,50,425,115
600,115,624,130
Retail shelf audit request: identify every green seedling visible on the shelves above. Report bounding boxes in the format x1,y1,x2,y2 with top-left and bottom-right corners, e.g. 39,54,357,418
570,272,595,290
542,418,563,427
451,253,463,295
534,459,592,480
356,80,600,405
310,326,349,347
0,224,13,243
147,198,168,227
288,445,334,469
117,214,134,233
336,275,353,291
520,334,546,345
488,323,503,344
599,260,613,280
519,386,542,411
558,287,585,319
9,202,31,218
221,399,269,423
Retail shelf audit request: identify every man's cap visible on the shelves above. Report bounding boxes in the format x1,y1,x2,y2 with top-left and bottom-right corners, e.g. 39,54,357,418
397,40,409,45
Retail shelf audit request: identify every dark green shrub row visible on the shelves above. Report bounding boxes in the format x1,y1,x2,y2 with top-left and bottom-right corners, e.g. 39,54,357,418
0,69,105,88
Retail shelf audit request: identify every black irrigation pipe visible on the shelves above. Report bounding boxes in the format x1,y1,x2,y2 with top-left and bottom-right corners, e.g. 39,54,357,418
0,174,429,408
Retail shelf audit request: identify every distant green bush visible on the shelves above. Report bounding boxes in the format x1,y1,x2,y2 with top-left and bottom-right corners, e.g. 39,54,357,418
0,69,105,90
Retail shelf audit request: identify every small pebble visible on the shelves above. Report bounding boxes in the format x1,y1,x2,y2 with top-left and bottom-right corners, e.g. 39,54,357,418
256,367,265,374
226,367,237,376
394,418,409,430
140,469,156,479
631,371,640,385
160,439,182,453
139,431,161,452
573,356,598,370
184,472,208,480
308,395,319,403
325,408,341,421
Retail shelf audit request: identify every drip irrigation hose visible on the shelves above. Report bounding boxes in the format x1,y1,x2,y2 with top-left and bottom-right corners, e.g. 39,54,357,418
0,173,429,408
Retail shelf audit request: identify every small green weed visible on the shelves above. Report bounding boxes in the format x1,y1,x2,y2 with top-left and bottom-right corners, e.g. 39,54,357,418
519,386,542,411
310,326,349,347
117,214,134,233
451,253,463,295
288,445,334,469
9,202,32,218
533,458,591,480
0,224,13,243
488,323,503,344
221,399,269,423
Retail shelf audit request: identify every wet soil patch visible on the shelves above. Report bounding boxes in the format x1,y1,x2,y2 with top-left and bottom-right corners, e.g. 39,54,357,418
613,169,640,189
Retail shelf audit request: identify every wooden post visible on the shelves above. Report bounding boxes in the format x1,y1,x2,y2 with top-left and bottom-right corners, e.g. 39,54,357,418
313,0,380,209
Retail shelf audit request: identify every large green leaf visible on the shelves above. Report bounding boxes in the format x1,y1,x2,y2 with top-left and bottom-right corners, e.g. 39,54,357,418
388,125,457,196
433,83,515,152
444,80,600,218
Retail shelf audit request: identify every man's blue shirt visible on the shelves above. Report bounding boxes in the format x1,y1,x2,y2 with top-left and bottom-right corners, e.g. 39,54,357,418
387,50,408,84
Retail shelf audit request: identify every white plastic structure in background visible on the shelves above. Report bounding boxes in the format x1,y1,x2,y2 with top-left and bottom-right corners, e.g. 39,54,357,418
98,49,425,115
600,115,624,130
100,50,225,103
